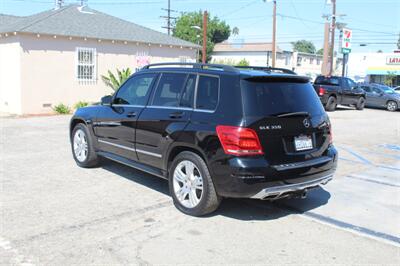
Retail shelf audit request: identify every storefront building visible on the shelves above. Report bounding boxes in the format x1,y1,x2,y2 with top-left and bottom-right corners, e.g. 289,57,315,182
347,51,400,86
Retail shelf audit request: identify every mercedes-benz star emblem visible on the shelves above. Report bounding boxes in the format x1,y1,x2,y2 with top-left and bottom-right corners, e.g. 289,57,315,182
303,118,310,128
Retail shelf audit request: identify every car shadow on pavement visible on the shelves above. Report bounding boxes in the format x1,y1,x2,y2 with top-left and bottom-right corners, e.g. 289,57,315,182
212,188,331,221
334,106,355,111
101,159,170,196
100,159,331,221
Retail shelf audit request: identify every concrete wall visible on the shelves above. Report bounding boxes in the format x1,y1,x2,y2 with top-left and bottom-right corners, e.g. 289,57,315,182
0,36,22,114
2,33,196,114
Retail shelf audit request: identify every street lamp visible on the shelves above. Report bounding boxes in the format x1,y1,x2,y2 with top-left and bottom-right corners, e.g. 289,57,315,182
191,26,201,62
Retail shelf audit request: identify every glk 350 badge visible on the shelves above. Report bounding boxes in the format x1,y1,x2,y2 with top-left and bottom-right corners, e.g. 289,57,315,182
259,125,282,130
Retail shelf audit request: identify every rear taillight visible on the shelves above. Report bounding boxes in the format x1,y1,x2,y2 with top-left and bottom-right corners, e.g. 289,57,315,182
319,87,326,96
216,125,263,156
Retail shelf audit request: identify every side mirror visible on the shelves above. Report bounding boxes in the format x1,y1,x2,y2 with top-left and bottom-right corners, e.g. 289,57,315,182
101,95,112,105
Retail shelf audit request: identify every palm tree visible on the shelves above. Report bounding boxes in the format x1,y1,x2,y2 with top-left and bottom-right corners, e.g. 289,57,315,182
232,27,239,36
101,68,132,92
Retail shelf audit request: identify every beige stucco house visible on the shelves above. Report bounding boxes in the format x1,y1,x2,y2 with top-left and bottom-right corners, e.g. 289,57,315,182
0,4,198,115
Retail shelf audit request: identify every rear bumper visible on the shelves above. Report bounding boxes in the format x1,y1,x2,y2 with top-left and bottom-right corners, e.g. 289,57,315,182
210,146,338,198
251,174,333,199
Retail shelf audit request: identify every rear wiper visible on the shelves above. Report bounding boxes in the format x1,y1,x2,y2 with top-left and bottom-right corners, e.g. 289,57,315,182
276,111,310,118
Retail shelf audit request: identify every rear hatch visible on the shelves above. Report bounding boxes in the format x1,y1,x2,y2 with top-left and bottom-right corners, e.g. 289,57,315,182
241,76,331,165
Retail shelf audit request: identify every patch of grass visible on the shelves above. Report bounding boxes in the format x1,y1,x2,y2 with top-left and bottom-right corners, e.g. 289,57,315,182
74,101,90,109
53,103,71,114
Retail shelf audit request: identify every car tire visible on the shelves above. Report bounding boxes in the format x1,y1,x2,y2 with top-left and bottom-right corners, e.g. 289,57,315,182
387,101,398,112
356,97,365,110
71,123,100,168
169,151,221,216
325,96,337,112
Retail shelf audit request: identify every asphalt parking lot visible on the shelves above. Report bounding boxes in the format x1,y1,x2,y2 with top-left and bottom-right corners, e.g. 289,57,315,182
1,108,399,265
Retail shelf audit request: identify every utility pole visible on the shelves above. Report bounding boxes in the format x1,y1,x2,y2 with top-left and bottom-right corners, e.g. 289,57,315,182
161,0,177,35
202,11,208,64
272,0,277,67
321,21,330,76
329,0,336,76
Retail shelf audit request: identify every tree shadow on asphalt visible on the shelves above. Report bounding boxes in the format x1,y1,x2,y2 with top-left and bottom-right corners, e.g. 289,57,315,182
101,159,331,221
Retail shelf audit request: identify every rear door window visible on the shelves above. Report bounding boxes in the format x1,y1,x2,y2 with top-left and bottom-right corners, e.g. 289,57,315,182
196,75,219,111
151,73,187,107
180,74,196,108
241,79,325,117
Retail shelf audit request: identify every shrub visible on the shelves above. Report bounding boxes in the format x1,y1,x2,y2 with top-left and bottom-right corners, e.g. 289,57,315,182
211,58,250,66
101,68,132,91
53,103,71,114
74,101,89,109
237,58,250,67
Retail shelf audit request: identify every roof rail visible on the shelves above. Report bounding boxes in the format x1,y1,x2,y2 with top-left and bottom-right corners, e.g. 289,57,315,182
141,62,239,73
235,65,297,75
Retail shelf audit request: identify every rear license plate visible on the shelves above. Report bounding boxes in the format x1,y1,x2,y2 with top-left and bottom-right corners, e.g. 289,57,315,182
294,135,313,151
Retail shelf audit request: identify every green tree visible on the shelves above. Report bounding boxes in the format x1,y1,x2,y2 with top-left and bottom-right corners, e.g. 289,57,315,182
317,48,324,55
291,40,316,54
173,11,231,62
101,68,132,92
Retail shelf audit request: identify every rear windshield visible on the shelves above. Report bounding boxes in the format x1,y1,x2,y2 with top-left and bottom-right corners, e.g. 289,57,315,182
241,80,325,117
314,76,340,86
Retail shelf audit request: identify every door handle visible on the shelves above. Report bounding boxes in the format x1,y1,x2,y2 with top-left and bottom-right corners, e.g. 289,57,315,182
169,111,184,119
126,112,137,118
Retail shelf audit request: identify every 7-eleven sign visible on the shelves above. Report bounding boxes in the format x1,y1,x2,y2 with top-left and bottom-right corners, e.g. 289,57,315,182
341,28,352,54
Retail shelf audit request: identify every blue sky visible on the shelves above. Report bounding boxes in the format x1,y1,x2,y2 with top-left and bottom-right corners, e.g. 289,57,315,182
1,0,399,53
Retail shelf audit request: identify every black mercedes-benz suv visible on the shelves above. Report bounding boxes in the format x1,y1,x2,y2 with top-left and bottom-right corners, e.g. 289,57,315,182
70,63,337,216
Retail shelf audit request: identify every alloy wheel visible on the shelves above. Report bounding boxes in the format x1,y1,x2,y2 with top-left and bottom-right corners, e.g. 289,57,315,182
387,101,397,111
173,160,204,208
73,129,88,162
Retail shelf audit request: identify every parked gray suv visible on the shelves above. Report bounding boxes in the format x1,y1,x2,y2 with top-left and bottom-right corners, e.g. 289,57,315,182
360,83,400,111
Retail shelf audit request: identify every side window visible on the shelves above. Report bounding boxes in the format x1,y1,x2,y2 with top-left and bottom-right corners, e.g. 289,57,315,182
347,78,356,89
114,74,156,105
152,73,187,107
372,87,381,94
180,74,196,108
362,86,371,92
196,75,219,111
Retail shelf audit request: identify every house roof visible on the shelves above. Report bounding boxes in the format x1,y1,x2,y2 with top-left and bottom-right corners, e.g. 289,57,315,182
213,42,282,53
0,4,198,48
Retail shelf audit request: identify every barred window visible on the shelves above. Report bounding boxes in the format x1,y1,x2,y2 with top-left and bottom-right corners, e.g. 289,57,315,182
76,47,96,84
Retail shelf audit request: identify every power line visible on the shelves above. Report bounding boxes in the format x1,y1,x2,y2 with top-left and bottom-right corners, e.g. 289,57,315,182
160,0,177,35
220,0,259,18
276,13,398,36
